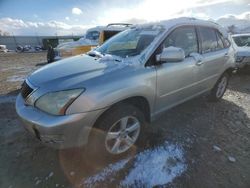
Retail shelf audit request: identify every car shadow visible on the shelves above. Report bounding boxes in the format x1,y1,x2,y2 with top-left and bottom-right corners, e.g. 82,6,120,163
36,62,48,66
57,95,250,187
7,89,21,96
228,73,250,95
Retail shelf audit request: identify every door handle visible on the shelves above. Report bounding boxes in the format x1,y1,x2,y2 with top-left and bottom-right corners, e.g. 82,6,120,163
190,52,204,66
196,60,204,66
224,53,229,57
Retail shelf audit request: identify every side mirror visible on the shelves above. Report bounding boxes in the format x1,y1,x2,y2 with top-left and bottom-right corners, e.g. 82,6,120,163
156,46,185,63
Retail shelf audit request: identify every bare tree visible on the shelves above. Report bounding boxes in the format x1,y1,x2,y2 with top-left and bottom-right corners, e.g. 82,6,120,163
0,29,10,36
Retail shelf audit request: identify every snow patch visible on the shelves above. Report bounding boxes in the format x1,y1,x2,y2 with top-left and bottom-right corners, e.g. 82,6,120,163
2,67,25,71
6,75,26,82
82,143,186,187
121,143,186,187
83,158,129,187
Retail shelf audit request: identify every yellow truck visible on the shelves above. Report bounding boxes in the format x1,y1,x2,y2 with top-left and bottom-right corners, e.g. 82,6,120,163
47,23,132,63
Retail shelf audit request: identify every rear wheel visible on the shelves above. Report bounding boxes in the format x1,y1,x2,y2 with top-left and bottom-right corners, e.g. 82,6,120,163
208,72,229,102
86,104,145,160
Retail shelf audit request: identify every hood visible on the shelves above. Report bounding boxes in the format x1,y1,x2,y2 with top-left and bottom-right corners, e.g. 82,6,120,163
28,54,132,90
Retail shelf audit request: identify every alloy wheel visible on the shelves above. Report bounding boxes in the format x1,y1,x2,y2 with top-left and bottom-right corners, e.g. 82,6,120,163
105,116,140,154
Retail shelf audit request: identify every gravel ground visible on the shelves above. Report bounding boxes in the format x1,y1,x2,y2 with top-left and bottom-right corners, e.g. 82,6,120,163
0,52,250,188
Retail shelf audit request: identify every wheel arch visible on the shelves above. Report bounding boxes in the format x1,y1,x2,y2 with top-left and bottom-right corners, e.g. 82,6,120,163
93,96,151,129
224,67,236,77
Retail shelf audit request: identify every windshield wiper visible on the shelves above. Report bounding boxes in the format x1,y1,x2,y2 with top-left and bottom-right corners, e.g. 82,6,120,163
87,50,104,58
98,54,122,62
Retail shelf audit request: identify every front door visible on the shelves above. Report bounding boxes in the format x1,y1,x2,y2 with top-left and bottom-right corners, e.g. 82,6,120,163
154,26,201,114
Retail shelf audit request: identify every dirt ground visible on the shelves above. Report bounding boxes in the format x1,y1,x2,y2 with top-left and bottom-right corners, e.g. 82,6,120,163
0,52,250,188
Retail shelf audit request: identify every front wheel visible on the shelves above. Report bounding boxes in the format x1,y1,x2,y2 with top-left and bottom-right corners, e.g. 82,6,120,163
86,104,145,159
208,72,229,102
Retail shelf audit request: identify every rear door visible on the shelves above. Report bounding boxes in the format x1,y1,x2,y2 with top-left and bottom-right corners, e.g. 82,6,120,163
196,27,230,91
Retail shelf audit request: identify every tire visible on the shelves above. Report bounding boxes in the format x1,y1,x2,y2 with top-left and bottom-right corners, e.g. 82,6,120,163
86,104,146,161
208,72,229,102
16,45,23,53
47,46,55,63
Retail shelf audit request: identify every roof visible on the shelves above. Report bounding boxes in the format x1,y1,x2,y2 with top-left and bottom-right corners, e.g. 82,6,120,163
86,26,105,33
232,33,250,37
86,23,132,33
137,17,228,37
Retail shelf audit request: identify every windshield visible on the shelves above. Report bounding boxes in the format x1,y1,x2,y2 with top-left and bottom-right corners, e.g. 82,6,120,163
86,31,100,40
233,36,250,47
96,26,165,58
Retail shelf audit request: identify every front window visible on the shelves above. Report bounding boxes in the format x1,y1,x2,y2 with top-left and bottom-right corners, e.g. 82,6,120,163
163,26,198,57
96,26,165,58
233,36,250,47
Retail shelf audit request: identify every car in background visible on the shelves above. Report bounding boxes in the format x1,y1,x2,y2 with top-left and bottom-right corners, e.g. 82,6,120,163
231,33,250,70
47,23,132,63
16,45,43,53
16,17,235,157
0,45,8,53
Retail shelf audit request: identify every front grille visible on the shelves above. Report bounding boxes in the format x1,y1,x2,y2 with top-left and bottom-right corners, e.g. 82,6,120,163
21,81,33,99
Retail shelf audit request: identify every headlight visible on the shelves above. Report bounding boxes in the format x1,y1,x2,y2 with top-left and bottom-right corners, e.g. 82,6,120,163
35,89,84,115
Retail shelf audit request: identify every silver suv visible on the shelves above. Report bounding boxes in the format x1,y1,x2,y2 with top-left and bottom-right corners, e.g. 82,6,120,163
16,18,235,156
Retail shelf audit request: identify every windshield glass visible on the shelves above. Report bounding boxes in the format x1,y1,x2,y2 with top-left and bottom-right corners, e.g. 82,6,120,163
86,31,100,40
96,26,165,58
233,36,250,47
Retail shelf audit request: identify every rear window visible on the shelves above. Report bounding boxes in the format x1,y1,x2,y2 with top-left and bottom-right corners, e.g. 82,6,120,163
215,31,224,50
199,27,218,53
216,31,231,49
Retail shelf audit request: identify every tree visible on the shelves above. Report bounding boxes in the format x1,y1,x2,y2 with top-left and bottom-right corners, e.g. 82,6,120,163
0,29,10,36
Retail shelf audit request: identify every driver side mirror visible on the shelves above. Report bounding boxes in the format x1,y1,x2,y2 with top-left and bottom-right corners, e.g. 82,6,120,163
156,46,185,63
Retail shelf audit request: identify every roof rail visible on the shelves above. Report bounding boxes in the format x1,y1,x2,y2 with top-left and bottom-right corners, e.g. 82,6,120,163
106,23,132,27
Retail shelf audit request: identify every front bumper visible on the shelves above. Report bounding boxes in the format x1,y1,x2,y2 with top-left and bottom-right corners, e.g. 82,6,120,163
15,94,105,149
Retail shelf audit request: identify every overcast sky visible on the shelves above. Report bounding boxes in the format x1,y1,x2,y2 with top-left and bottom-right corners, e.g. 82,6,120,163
0,0,249,35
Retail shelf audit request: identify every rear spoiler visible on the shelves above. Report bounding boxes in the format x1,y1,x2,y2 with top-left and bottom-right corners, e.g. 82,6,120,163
106,23,132,27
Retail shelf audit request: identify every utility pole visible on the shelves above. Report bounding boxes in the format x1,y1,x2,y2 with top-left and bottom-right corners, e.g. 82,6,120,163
12,32,18,49
35,32,41,46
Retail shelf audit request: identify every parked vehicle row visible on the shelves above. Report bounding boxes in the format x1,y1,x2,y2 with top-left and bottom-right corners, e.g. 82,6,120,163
230,33,250,71
16,45,43,53
47,23,132,63
16,17,236,157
